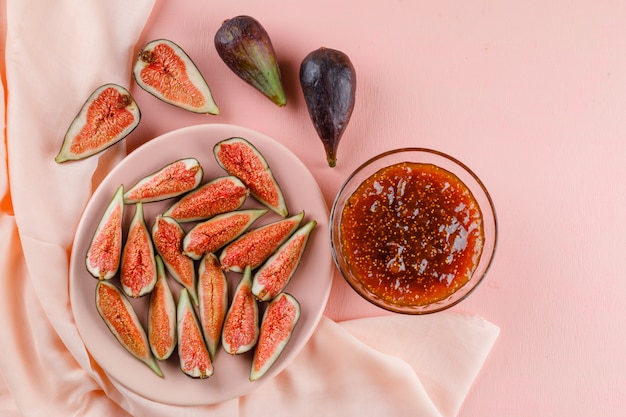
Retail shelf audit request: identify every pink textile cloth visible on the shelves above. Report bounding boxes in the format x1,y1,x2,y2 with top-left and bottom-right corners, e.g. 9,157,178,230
0,1,499,416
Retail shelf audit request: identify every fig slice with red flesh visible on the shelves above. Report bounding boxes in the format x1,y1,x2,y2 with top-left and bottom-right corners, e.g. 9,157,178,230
96,280,163,377
56,84,140,163
133,39,219,115
124,158,204,204
152,215,198,305
148,256,177,361
197,253,229,360
177,288,214,378
250,292,300,381
252,220,317,302
222,266,259,355
120,202,157,298
219,211,304,273
183,208,267,260
86,185,125,280
163,176,248,223
214,137,288,217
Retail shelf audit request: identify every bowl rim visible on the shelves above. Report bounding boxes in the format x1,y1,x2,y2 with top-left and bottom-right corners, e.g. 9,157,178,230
329,147,498,314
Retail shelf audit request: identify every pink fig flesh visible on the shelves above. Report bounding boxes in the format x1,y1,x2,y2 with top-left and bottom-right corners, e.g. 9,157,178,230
86,185,124,280
177,288,214,378
221,266,259,355
197,253,229,360
120,202,157,298
124,158,204,203
148,256,177,361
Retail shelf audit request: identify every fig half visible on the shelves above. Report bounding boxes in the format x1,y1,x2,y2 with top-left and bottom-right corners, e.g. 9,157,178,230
222,266,259,355
177,288,214,378
148,256,177,361
120,202,157,298
197,253,229,360
86,185,124,280
300,47,356,167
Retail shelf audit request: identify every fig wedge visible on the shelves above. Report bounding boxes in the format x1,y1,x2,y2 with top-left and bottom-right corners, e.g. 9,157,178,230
214,15,286,106
300,47,356,167
214,137,288,217
250,292,300,381
183,209,267,260
124,158,203,204
86,185,124,280
120,202,157,298
252,220,316,302
163,176,248,223
219,211,304,273
133,39,219,114
56,84,140,163
148,256,177,361
152,215,198,305
197,253,229,360
177,288,214,378
96,280,163,377
222,266,259,355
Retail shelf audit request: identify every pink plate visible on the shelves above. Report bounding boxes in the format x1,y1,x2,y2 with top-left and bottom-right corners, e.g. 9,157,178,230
69,124,333,406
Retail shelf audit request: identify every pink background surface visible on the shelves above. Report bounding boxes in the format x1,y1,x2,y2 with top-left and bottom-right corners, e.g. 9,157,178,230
109,1,624,415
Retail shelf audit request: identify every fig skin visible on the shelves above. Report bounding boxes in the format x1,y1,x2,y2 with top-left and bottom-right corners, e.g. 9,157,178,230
299,47,356,167
215,15,286,107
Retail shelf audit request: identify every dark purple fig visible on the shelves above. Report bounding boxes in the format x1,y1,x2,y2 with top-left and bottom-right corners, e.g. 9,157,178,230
197,253,229,360
299,47,356,167
124,158,203,204
250,292,300,381
214,15,286,106
96,280,163,377
133,39,219,114
214,137,288,217
222,266,259,355
163,176,248,223
86,185,124,280
177,288,214,378
252,220,316,302
151,215,197,305
148,256,177,361
219,211,304,273
56,84,140,163
183,209,267,260
120,202,157,298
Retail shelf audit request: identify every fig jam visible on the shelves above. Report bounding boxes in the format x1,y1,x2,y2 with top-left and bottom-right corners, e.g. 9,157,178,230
340,162,484,306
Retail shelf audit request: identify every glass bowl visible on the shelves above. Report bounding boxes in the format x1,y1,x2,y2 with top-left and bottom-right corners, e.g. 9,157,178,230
330,148,497,314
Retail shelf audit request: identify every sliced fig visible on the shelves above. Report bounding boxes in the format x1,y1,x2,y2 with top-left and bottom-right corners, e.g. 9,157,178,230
56,84,140,163
197,253,229,360
250,292,300,381
120,202,157,298
219,211,304,273
133,39,219,114
214,137,288,217
124,158,203,204
148,256,177,361
182,208,267,260
95,280,163,377
252,220,317,302
300,47,356,167
222,266,259,355
177,288,214,378
163,176,248,223
214,15,286,106
86,185,124,280
152,215,198,305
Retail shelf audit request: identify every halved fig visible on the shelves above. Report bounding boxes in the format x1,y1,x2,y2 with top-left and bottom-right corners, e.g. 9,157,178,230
152,215,198,305
219,211,304,273
96,280,163,377
133,39,219,114
252,220,316,302
56,84,140,163
182,208,267,260
250,292,300,381
197,253,229,360
86,185,124,280
148,256,177,361
177,288,214,378
120,202,157,298
222,266,259,355
163,176,248,223
124,158,203,204
214,137,288,217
